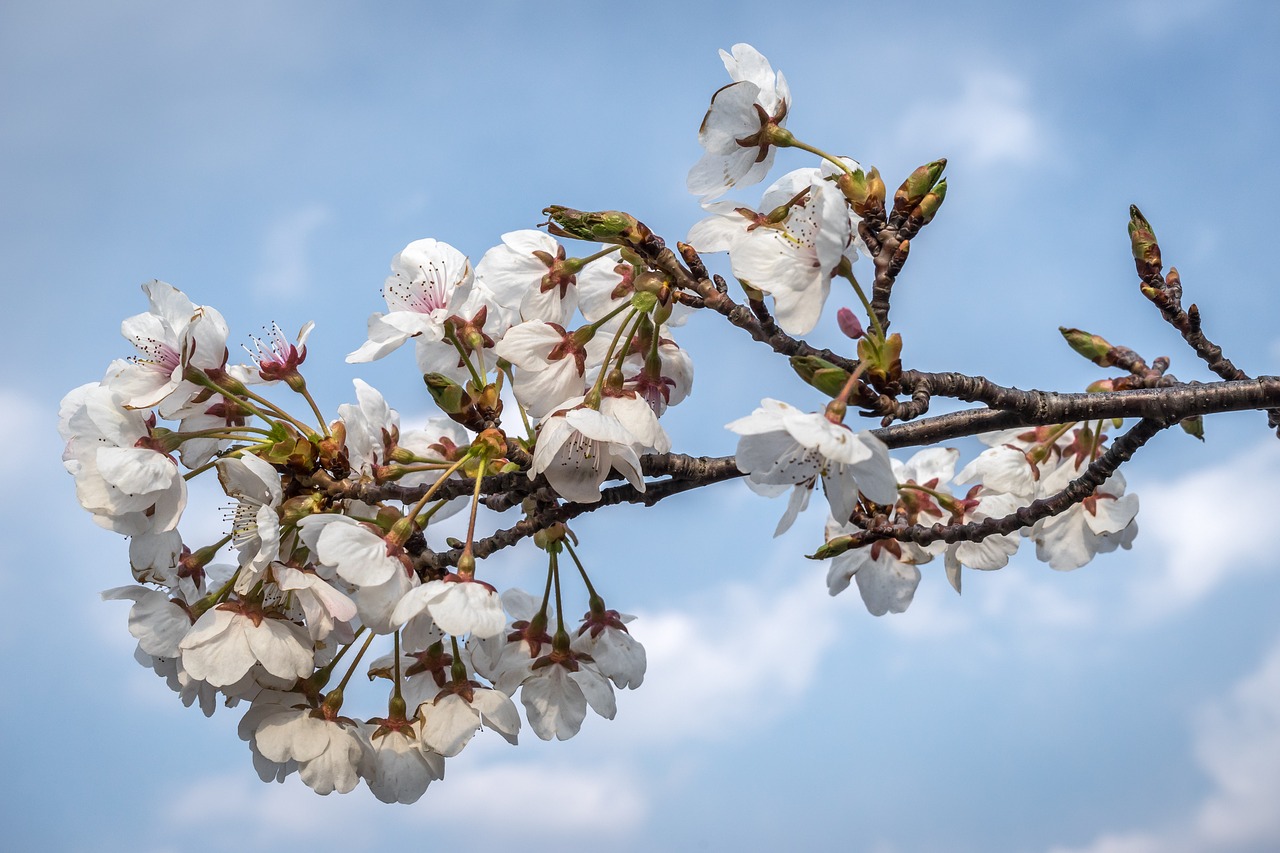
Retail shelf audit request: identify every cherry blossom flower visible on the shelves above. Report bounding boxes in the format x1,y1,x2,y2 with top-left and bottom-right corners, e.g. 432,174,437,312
691,165,861,335
727,398,898,535
469,588,553,695
253,706,369,795
347,238,474,364
687,44,791,200
941,488,1022,594
476,230,580,325
824,518,932,615
519,652,617,741
572,608,646,690
530,399,650,503
239,320,313,385
392,576,507,639
109,280,230,416
1031,470,1139,570
60,382,187,535
217,453,283,590
337,378,400,475
359,718,445,804
272,563,358,643
178,601,315,688
493,320,604,419
101,585,195,659
417,683,521,756
296,513,411,589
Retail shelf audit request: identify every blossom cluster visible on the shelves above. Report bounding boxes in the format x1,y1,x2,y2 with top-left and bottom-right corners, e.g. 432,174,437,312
61,42,1146,802
62,272,650,801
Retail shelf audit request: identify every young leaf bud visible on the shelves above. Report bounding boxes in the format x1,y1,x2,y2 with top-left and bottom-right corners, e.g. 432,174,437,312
892,159,946,219
1128,204,1162,277
542,206,655,251
1059,327,1117,367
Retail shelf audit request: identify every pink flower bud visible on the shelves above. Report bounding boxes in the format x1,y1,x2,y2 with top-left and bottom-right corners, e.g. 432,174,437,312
836,308,865,339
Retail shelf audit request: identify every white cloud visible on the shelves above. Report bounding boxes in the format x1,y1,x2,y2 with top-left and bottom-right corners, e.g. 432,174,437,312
1047,635,1280,853
161,760,645,851
1121,0,1235,39
1125,440,1280,620
252,205,333,299
621,555,843,742
894,71,1046,169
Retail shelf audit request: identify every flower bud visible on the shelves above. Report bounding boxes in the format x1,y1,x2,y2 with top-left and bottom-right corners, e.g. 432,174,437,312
836,308,865,339
912,179,947,226
424,373,471,414
472,427,507,460
1180,415,1205,441
810,534,856,560
892,159,946,219
1060,327,1117,367
543,206,655,251
790,355,852,398
1128,204,1162,276
835,168,869,209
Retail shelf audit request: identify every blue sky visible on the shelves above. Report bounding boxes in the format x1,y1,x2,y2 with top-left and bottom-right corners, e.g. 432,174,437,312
4,1,1280,850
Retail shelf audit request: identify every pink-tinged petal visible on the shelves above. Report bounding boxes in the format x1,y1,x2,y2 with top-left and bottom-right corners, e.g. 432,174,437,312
1086,492,1139,535
696,81,764,150
1034,512,1093,571
184,305,230,370
687,208,747,254
276,565,358,623
141,280,196,328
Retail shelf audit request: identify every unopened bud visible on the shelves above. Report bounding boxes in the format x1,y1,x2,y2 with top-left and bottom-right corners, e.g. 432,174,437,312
1128,204,1162,274
912,179,947,225
810,535,855,560
790,355,852,398
1060,327,1117,367
543,206,654,250
424,373,471,414
472,427,507,460
866,167,886,213
835,168,870,210
892,159,946,218
836,308,865,339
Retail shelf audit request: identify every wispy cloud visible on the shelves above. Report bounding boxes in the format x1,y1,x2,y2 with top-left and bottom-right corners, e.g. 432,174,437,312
252,205,333,299
1121,0,1235,40
1124,440,1280,621
1046,634,1280,853
160,759,646,851
893,70,1048,169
